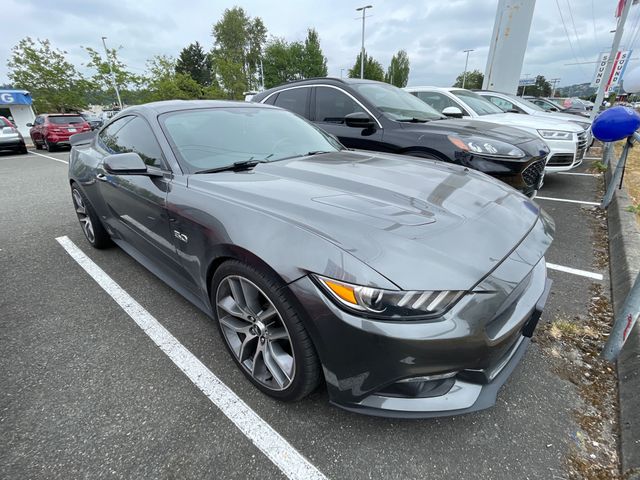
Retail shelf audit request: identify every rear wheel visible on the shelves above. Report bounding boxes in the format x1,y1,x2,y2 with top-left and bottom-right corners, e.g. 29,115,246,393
71,185,111,249
44,139,55,152
212,260,321,401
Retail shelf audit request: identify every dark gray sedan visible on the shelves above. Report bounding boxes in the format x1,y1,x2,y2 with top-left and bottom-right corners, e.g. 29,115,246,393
68,100,553,417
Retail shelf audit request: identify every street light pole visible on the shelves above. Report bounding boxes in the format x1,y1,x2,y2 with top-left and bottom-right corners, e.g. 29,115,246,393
590,0,634,120
356,5,372,79
101,36,123,110
462,49,474,88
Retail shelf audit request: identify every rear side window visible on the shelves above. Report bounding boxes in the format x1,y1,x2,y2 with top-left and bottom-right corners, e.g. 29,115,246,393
272,88,309,117
99,116,165,168
413,92,466,115
314,87,360,123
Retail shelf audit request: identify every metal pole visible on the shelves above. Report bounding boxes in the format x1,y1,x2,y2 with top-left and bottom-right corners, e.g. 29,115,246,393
462,49,473,89
101,36,123,110
603,272,640,361
590,0,633,121
550,78,560,97
356,5,372,79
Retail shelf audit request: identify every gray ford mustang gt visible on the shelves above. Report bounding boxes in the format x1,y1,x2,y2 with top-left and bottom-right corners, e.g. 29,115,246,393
68,100,553,418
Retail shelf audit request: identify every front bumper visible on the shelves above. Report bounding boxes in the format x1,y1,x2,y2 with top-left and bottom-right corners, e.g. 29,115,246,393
289,214,553,417
543,133,587,173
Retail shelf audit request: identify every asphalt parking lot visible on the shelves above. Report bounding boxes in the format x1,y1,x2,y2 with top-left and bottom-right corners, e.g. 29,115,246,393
0,148,610,479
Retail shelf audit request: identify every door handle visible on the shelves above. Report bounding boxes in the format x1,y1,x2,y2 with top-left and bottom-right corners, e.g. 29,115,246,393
96,173,107,181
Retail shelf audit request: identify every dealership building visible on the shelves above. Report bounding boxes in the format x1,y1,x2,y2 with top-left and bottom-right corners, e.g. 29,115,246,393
0,90,36,139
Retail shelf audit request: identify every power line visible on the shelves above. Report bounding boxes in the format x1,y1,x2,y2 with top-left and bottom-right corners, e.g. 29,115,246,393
565,0,587,61
554,0,586,74
591,0,597,43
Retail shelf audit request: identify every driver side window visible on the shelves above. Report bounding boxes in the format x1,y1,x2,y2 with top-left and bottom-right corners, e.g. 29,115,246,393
314,87,361,124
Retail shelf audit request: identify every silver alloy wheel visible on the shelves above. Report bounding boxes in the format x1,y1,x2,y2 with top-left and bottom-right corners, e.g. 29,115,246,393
72,189,95,243
216,275,295,391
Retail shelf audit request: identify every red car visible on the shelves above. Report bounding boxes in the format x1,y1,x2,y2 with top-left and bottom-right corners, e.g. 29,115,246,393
28,114,91,151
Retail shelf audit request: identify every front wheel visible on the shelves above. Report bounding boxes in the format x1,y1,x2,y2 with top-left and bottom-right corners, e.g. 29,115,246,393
71,185,111,249
212,260,321,401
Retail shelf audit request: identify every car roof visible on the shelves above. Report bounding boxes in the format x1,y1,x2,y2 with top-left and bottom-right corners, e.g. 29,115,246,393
129,99,278,115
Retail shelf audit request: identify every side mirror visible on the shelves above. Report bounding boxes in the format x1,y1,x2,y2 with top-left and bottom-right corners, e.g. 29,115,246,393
103,152,157,176
344,111,375,129
26,123,33,127
442,106,464,118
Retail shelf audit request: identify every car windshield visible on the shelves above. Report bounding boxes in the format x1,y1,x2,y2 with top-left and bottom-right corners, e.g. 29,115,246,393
351,82,445,121
161,107,342,171
451,90,504,116
49,115,85,125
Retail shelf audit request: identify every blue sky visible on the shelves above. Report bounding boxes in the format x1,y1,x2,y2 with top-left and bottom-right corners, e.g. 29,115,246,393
1,0,633,88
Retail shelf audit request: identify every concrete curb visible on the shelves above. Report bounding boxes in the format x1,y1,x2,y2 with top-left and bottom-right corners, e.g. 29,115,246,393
605,148,640,479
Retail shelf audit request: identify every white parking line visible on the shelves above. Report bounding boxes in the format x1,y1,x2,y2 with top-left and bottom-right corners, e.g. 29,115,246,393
55,235,326,480
556,172,601,177
536,196,600,206
546,262,604,280
30,151,68,164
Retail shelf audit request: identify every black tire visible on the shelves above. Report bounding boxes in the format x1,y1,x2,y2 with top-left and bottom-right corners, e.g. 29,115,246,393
211,260,321,401
44,139,55,152
19,145,28,154
32,138,42,150
70,184,112,249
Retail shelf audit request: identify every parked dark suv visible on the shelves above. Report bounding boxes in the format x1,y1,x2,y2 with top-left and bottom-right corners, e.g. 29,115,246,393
252,78,549,197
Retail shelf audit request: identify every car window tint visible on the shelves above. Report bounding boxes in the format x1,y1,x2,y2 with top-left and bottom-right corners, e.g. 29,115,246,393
100,116,164,168
272,88,309,117
262,93,278,105
486,96,515,111
414,92,464,114
315,87,360,123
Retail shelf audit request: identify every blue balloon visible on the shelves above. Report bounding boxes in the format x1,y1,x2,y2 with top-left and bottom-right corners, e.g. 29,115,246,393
592,106,640,142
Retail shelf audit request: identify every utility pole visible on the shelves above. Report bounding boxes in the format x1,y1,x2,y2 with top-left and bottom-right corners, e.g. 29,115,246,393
462,49,474,88
356,5,372,79
590,0,634,120
101,36,123,111
550,77,561,97
521,73,531,97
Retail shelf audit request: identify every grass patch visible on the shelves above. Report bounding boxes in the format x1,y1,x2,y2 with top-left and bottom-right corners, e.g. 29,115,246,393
593,160,608,172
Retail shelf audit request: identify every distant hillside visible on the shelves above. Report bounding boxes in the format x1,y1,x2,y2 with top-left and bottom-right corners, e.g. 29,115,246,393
555,83,596,98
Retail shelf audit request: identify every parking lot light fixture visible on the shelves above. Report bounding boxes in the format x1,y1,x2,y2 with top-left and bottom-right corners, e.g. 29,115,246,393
462,49,474,88
101,36,123,111
356,5,373,79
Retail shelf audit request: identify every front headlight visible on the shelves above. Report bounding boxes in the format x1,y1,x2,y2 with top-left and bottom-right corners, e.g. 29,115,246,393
314,275,464,320
537,129,573,141
447,135,525,158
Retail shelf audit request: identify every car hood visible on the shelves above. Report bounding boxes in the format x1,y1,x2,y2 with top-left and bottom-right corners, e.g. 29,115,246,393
476,112,585,132
531,110,592,125
397,117,538,145
188,150,548,291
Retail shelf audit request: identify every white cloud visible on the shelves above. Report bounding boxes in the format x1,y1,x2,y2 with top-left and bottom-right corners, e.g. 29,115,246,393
0,0,632,89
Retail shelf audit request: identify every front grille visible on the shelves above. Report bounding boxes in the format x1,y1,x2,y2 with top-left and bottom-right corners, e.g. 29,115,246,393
547,154,574,166
576,130,588,161
522,159,546,186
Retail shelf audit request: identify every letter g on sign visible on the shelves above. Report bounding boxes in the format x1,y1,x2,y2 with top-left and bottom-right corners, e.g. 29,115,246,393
0,93,15,103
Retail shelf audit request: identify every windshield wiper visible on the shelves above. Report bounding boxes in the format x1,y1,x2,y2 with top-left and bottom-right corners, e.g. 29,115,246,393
396,117,430,123
306,150,333,156
194,160,264,174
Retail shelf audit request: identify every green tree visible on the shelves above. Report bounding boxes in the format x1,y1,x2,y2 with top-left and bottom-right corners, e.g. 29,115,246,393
517,75,552,97
7,37,89,112
144,55,222,101
385,50,410,87
83,45,142,107
263,38,302,88
348,51,384,81
452,69,484,89
176,41,212,86
211,6,267,98
301,29,327,78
